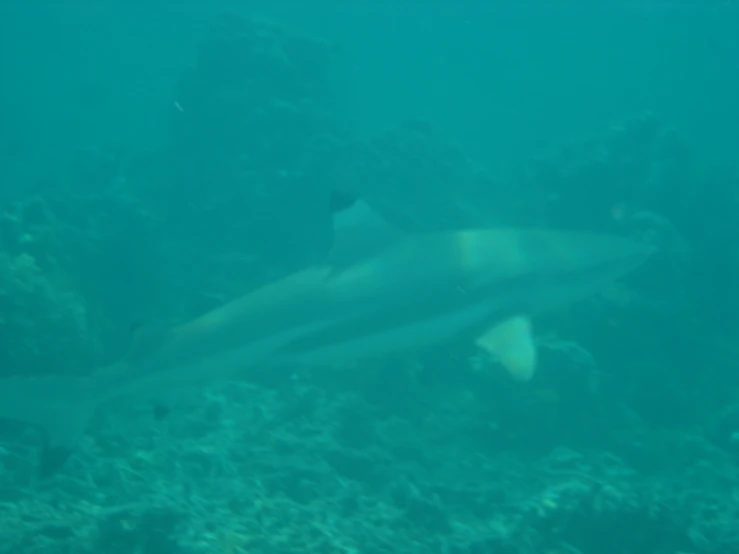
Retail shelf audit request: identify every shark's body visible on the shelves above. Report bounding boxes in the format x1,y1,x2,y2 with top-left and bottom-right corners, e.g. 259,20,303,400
0,225,651,474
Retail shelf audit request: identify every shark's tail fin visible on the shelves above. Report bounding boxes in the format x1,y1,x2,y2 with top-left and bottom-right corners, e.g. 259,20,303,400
0,374,102,476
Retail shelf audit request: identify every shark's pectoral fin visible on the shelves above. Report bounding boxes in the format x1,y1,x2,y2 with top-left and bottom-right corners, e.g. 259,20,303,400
475,316,537,381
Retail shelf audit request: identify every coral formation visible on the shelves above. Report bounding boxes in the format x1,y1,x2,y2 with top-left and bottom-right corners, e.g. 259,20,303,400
165,13,348,274
0,201,99,378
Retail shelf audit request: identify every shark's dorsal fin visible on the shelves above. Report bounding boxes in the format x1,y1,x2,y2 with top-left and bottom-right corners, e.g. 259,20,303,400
476,316,537,381
328,195,404,270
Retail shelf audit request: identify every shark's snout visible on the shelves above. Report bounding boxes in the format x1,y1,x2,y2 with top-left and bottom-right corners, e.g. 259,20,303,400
498,229,654,314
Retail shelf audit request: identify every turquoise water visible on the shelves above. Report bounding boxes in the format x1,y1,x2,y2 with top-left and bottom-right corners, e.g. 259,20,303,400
0,2,738,553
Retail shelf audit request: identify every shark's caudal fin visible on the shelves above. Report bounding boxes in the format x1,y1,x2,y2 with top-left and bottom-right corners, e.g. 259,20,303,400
0,374,102,476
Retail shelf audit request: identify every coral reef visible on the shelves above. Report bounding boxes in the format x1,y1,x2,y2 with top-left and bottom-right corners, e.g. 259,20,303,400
2,380,738,554
336,118,509,231
0,199,100,378
163,13,349,274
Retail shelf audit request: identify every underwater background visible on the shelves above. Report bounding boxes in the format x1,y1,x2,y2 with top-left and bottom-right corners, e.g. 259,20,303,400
1,1,738,553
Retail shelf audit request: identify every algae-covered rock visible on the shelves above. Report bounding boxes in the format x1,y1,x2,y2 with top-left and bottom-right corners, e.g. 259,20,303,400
164,13,348,274
0,250,99,378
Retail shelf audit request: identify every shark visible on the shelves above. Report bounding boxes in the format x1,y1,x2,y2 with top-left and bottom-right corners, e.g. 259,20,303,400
0,201,652,475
